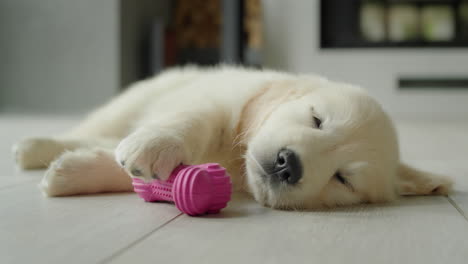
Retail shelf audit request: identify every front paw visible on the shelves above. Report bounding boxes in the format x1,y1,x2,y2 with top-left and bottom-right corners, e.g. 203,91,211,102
115,128,188,181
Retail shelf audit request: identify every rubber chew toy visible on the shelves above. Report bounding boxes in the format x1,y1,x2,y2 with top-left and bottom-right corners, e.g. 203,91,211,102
132,163,231,216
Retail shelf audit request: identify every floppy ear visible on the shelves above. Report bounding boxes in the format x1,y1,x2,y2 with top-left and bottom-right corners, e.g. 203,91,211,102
236,80,307,142
396,163,453,196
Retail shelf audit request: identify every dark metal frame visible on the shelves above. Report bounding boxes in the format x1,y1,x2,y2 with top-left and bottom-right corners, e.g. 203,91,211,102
320,0,468,48
221,0,245,63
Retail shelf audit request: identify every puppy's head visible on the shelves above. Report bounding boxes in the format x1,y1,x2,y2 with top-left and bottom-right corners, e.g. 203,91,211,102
240,77,452,209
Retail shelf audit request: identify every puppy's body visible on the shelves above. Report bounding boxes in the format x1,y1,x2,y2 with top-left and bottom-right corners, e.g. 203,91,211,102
15,66,452,209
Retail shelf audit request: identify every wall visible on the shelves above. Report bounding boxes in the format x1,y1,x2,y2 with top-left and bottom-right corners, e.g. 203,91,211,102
262,0,468,119
0,0,119,114
120,0,171,88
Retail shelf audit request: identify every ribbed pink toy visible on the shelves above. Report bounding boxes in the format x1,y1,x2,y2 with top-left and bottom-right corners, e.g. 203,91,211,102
131,163,232,216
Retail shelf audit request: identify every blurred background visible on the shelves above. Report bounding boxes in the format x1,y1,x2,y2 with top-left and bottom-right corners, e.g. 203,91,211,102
0,0,467,118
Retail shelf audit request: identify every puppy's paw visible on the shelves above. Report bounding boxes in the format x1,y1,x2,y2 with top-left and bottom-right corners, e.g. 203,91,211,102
40,148,132,196
40,150,88,196
13,137,66,169
115,128,188,182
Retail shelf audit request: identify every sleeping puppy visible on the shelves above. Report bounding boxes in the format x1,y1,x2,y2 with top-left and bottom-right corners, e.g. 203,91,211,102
14,66,453,209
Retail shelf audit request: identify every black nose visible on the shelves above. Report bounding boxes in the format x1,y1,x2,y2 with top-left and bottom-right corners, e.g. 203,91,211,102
270,149,302,184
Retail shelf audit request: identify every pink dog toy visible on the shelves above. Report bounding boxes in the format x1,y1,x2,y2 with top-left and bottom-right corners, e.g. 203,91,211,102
132,163,231,216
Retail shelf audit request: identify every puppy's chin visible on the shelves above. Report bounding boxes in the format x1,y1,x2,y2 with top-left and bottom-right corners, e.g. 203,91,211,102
245,158,306,210
244,159,269,206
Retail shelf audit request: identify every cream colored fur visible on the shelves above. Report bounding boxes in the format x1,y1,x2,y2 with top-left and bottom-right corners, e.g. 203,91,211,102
14,66,453,209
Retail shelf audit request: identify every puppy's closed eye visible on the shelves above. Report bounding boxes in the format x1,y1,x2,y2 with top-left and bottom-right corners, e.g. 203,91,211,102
313,116,322,129
334,171,354,190
334,171,346,184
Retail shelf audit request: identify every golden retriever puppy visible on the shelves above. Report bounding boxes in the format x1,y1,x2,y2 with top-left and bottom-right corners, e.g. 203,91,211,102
14,66,453,209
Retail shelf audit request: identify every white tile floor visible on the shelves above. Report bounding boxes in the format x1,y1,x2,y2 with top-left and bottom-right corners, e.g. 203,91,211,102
1,115,468,264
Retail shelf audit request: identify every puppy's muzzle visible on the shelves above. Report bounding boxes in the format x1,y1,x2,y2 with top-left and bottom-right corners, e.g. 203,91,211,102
266,149,302,185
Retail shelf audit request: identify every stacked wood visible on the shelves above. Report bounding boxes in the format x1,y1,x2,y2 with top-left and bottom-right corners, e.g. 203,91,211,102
244,0,262,49
173,0,221,49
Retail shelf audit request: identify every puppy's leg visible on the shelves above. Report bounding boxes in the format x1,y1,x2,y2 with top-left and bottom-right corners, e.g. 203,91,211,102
115,110,228,182
14,137,118,169
41,148,132,196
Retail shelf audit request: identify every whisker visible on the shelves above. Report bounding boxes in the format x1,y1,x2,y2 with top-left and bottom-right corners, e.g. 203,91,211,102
231,118,263,151
245,150,269,176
